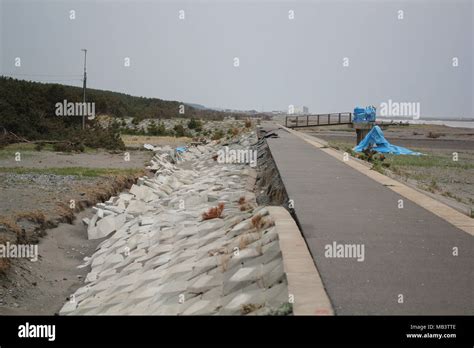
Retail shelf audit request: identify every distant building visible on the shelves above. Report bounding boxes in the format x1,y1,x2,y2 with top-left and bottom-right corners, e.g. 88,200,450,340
291,106,309,115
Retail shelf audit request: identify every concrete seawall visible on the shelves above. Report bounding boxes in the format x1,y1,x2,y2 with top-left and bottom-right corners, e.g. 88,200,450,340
60,131,297,315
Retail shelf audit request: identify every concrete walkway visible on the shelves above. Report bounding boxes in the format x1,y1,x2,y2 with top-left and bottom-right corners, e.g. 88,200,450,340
261,123,473,315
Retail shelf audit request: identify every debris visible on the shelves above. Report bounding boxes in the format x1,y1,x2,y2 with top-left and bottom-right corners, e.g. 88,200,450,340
353,126,422,155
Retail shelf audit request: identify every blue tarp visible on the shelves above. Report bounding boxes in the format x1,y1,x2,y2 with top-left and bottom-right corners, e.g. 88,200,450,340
353,106,376,123
353,126,422,155
176,146,187,153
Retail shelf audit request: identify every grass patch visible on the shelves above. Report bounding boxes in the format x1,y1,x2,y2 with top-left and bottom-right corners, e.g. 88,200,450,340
328,141,473,169
2,143,54,152
327,141,355,155
268,303,293,316
384,153,474,169
0,167,144,177
0,143,99,159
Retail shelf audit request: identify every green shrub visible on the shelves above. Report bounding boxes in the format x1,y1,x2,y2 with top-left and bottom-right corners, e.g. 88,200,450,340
147,121,168,136
187,118,202,132
211,129,224,140
173,124,186,137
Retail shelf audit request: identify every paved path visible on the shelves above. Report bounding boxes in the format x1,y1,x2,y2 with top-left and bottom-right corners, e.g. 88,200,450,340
261,123,473,315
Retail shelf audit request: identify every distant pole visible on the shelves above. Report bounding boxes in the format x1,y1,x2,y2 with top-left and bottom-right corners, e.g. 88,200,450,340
81,49,87,130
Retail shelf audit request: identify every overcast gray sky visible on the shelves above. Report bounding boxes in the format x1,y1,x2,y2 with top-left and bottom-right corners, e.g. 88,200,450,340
1,0,472,118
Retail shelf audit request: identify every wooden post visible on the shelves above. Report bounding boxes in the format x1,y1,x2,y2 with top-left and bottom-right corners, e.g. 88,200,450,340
328,114,330,125
338,113,341,123
355,124,372,144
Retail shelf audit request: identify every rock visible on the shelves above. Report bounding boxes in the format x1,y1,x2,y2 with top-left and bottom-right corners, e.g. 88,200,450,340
93,214,126,240
198,220,225,235
140,217,155,226
228,219,253,237
126,200,147,215
229,266,261,283
182,300,216,315
221,291,265,314
189,274,220,293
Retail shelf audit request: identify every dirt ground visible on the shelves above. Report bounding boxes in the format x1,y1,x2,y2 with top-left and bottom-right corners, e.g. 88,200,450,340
0,147,154,314
0,147,152,169
303,123,474,150
0,149,151,248
0,209,103,315
0,136,193,314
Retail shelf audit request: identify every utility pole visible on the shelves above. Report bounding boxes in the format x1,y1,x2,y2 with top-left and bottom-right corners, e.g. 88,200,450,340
81,49,87,130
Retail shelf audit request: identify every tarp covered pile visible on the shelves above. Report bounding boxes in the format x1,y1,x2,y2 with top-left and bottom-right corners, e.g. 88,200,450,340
353,106,376,122
353,126,422,155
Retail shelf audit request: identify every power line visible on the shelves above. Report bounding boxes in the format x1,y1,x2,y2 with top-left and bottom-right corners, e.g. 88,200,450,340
29,79,83,82
2,73,83,77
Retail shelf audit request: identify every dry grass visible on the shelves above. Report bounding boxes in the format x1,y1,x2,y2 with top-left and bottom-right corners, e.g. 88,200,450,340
55,203,76,224
208,246,227,257
0,217,21,237
240,303,263,314
220,254,230,272
251,214,274,231
16,211,46,225
251,214,264,230
426,132,444,139
238,234,252,250
202,202,225,220
0,235,12,273
245,119,252,128
121,135,192,147
0,257,10,274
238,196,253,211
240,203,253,211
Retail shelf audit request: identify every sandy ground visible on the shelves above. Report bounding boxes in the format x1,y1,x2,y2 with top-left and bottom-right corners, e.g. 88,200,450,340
121,135,192,148
0,209,103,315
301,124,474,150
0,148,152,169
0,150,151,221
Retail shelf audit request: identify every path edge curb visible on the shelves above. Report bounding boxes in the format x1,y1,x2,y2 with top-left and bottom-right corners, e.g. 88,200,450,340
268,206,334,316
